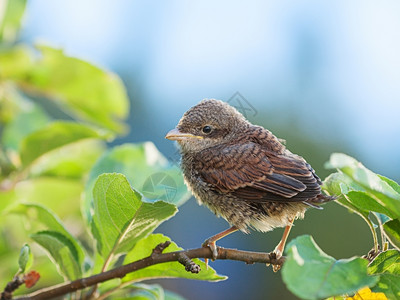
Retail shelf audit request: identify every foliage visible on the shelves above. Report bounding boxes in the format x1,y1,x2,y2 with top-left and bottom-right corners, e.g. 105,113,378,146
282,235,378,300
280,153,400,299
0,4,218,297
0,3,399,300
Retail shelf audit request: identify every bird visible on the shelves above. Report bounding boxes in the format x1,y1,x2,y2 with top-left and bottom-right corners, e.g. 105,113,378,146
165,99,335,271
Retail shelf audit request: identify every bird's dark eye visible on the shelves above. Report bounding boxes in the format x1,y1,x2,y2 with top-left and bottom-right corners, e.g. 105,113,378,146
202,125,212,134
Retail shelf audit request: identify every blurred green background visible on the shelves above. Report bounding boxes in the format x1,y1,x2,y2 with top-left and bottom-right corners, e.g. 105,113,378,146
3,1,400,299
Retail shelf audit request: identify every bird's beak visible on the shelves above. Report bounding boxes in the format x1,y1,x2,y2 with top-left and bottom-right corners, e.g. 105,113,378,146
165,128,203,141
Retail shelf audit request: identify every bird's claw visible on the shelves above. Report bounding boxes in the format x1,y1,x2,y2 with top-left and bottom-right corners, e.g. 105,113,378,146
268,250,282,272
202,239,218,268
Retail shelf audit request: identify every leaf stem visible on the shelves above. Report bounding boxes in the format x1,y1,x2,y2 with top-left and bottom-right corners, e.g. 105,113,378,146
343,195,379,254
363,215,379,254
368,218,379,254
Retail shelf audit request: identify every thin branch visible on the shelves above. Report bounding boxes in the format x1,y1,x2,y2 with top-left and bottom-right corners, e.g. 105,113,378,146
151,241,171,255
1,277,24,300
14,245,285,300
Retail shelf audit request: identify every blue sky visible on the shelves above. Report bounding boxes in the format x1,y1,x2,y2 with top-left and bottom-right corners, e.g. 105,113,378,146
21,0,400,181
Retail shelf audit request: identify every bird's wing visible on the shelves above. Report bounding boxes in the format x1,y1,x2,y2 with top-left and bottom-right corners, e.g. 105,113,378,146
195,142,321,202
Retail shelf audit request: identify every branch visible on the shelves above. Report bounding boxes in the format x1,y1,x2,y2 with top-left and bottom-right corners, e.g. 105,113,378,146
1,277,24,300
1,271,40,300
14,245,285,300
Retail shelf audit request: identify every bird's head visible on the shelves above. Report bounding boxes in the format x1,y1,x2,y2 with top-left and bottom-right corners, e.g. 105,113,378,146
166,99,250,153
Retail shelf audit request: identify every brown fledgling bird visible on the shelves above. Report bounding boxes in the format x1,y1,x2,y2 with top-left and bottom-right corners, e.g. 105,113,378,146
166,99,334,271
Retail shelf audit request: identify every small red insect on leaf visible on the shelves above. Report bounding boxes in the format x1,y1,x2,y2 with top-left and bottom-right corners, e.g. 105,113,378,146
23,270,40,288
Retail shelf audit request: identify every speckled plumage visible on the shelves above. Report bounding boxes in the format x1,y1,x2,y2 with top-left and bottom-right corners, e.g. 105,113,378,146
168,99,333,235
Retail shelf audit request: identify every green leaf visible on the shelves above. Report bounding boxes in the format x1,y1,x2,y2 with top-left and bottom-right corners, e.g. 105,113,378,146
368,249,400,276
18,243,33,273
115,286,186,300
165,290,186,300
325,153,400,219
371,274,400,300
1,94,50,151
324,153,360,170
28,139,105,179
323,170,394,253
383,219,400,250
323,172,348,196
282,235,379,300
28,45,128,132
0,45,32,79
31,231,82,280
9,177,83,217
91,173,178,262
20,121,109,167
323,172,364,198
375,213,391,226
324,296,346,300
0,0,27,43
9,203,85,267
0,45,129,132
84,143,191,223
378,175,400,195
122,233,226,283
324,173,395,225
0,188,15,213
324,173,370,224
126,283,165,300
346,191,397,219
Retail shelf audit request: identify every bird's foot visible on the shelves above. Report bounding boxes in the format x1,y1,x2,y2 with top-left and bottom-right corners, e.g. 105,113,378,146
268,248,283,272
202,239,219,268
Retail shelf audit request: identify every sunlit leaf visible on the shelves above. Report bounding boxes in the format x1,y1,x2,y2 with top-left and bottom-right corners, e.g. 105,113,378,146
31,231,82,280
83,143,190,224
0,188,15,213
0,0,27,43
0,45,32,79
323,173,371,226
91,173,177,262
368,249,400,276
0,45,129,132
323,165,400,255
10,177,83,217
20,121,109,167
323,172,350,196
28,139,105,179
123,234,226,283
9,203,85,267
1,96,49,152
282,235,378,300
372,274,400,300
28,45,128,132
123,283,165,300
379,175,400,195
325,153,400,219
325,153,360,170
118,284,185,300
383,220,400,250
346,191,397,219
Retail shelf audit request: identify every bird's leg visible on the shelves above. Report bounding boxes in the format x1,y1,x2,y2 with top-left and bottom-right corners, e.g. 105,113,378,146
271,218,294,272
202,226,238,264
